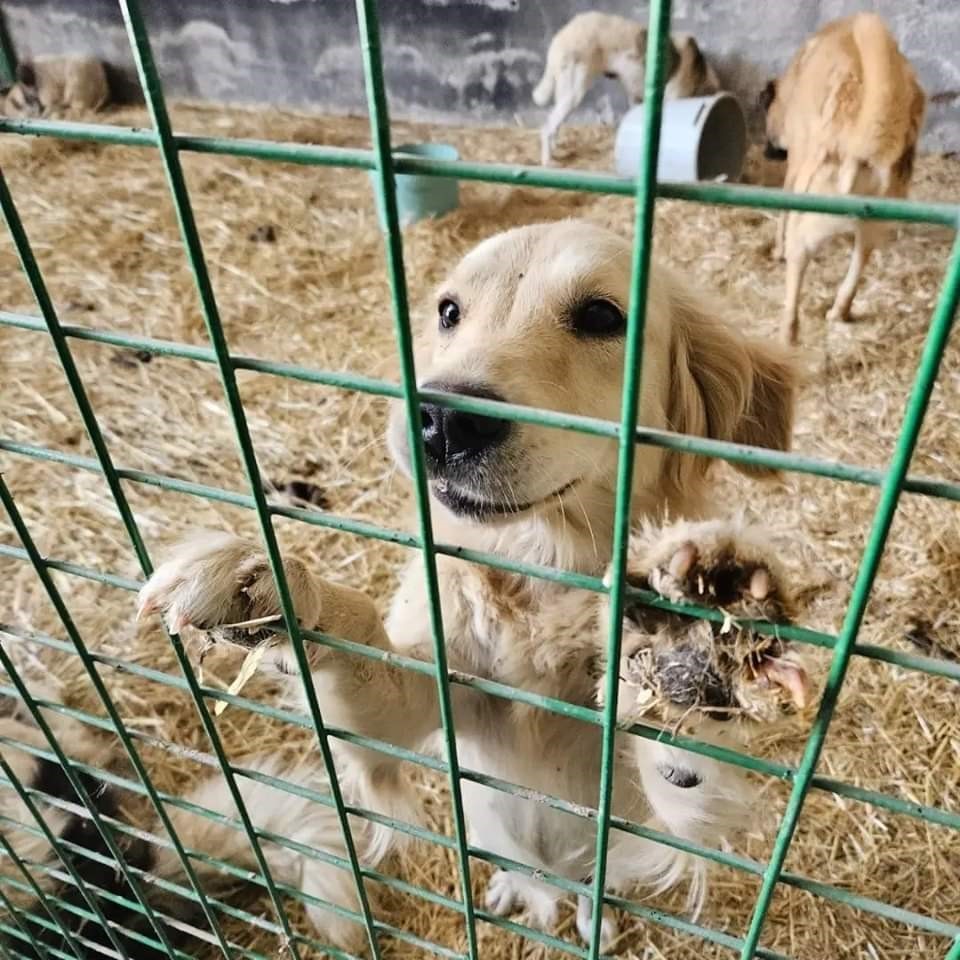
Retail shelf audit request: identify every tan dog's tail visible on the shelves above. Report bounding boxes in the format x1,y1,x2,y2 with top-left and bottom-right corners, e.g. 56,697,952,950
533,59,555,106
848,13,908,172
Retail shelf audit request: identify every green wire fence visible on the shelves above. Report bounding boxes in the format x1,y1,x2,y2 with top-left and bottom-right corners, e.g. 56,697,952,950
0,0,957,957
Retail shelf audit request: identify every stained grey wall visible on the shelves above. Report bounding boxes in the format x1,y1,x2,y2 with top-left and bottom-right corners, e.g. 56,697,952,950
4,0,959,150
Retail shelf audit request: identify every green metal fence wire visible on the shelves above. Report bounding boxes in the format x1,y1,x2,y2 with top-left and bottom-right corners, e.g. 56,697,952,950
0,0,956,957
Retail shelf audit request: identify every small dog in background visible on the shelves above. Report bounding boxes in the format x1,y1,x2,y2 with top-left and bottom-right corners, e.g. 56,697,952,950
760,13,926,345
533,11,719,165
1,56,110,118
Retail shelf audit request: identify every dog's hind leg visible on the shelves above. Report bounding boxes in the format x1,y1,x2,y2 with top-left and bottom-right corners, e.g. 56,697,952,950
782,213,811,345
826,223,878,324
540,62,588,165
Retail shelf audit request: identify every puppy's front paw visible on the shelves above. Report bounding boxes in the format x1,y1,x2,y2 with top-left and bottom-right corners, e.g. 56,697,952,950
615,520,812,723
137,532,322,646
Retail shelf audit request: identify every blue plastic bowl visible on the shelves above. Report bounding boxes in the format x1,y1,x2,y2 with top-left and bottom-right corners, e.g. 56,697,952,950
371,142,460,228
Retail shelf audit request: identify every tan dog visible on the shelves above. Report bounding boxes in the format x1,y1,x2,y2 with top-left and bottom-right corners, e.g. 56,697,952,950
761,13,926,345
534,11,719,165
1,56,110,118
0,222,812,954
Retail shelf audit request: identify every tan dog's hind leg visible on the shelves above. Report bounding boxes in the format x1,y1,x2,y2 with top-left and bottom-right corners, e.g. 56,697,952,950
540,62,589,165
782,212,810,346
826,224,875,324
772,164,796,262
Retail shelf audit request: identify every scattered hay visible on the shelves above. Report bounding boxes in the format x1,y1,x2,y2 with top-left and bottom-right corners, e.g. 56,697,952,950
1,101,959,959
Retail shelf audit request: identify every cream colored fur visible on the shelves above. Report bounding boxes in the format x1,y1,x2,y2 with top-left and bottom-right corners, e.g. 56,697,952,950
762,13,926,345
2,56,109,118
533,12,719,165
123,221,810,952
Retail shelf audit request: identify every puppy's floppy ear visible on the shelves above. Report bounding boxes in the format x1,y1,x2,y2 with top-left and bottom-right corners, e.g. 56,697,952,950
758,79,777,113
15,61,36,89
634,27,649,57
661,290,796,495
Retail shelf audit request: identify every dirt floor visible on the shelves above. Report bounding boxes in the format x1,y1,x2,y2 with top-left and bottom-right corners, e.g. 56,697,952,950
1,102,959,960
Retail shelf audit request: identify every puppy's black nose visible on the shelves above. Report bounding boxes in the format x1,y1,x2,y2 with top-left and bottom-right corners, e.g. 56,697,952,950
764,141,788,162
419,383,511,464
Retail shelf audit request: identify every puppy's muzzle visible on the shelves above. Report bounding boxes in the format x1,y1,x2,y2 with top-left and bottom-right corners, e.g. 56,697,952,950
419,382,511,468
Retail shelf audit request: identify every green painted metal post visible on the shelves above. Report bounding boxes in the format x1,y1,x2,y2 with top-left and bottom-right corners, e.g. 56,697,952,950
738,237,960,957
587,0,671,954
353,0,480,955
0,4,15,89
116,1,386,956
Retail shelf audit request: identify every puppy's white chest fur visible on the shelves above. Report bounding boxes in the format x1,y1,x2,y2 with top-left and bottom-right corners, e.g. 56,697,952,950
388,558,639,878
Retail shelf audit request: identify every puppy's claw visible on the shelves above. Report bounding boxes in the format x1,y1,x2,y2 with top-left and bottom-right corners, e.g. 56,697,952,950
756,658,811,710
669,542,698,579
749,567,771,600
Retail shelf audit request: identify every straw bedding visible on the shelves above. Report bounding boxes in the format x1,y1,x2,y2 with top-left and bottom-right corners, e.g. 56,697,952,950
0,102,958,960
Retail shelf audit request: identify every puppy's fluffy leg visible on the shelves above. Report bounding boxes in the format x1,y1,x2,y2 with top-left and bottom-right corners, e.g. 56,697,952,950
575,895,618,954
138,532,440,755
597,519,810,907
154,756,380,953
138,531,441,946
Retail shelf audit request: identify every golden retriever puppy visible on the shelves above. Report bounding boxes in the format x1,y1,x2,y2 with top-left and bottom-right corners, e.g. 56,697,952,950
1,57,110,118
125,220,813,953
534,11,719,165
760,13,926,345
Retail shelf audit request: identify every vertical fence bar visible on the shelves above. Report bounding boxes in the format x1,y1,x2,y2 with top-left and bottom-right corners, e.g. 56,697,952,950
739,234,960,958
352,0,479,956
0,889,33,960
586,0,672,955
116,1,385,956
0,744,133,959
0,5,14,89
0,829,76,960
0,165,236,958
0,477,190,957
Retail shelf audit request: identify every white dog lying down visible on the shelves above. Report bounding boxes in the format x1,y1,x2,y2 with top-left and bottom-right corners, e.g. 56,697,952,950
534,12,719,165
0,221,812,956
1,57,109,118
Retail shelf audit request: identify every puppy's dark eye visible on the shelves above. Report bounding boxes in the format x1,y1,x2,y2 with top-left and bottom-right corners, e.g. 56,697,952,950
438,298,461,331
571,298,625,337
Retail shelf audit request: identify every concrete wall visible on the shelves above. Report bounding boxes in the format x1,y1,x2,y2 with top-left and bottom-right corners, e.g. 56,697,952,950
5,0,959,150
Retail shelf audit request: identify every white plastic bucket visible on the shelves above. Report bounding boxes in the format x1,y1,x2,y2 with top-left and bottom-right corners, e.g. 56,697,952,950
614,93,747,183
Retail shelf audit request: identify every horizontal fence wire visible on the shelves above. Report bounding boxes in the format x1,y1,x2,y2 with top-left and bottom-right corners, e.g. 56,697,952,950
1,0,959,956
5,616,959,843
4,437,960,685
3,311,960,505
0,116,958,228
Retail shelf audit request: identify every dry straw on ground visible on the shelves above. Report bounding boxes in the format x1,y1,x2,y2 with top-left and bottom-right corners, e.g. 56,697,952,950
1,102,958,960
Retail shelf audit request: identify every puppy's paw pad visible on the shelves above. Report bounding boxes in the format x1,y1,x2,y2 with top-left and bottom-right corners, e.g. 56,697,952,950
647,526,791,622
